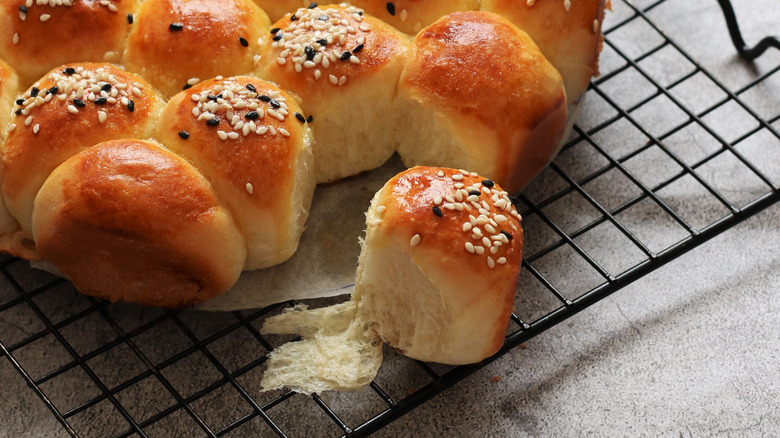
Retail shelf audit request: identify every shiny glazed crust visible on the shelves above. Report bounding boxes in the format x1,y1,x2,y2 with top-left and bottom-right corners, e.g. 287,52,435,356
348,0,479,34
122,0,270,97
32,139,246,308
1,63,166,240
356,166,523,364
0,0,137,85
398,11,567,192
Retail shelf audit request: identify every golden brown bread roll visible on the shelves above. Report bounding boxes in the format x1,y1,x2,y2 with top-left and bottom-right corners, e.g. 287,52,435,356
1,63,166,248
0,0,137,86
256,3,409,184
122,0,270,98
353,166,523,364
482,0,608,108
32,139,246,308
0,58,19,143
395,11,568,193
250,0,309,22
348,0,479,34
157,76,315,270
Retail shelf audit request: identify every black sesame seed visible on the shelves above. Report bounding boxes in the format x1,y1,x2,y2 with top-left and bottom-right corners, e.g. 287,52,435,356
258,94,271,102
15,99,24,105
304,45,315,61
64,67,76,75
468,190,481,196
15,109,22,115
169,22,184,31
207,94,217,101
270,27,281,34
357,10,363,15
30,87,39,97
269,99,281,108
386,2,395,16
245,111,259,120
353,43,364,53
127,13,133,24
316,38,328,46
306,115,313,123
294,112,306,123
340,51,351,61
290,13,298,21
127,100,135,112
308,2,317,8
73,98,86,107
178,131,189,139
216,93,223,99
101,83,111,92
432,206,443,217
246,84,257,93
95,97,107,105
272,33,283,41
239,37,249,47
18,6,27,13
206,118,219,126
501,230,513,240
481,179,495,188
317,15,329,21
182,83,192,90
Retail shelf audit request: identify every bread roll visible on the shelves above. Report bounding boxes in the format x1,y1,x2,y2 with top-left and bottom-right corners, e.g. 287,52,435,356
482,0,608,108
256,3,409,184
157,76,315,270
0,0,137,86
32,139,246,308
250,0,309,22
1,63,166,246
122,0,270,98
395,11,567,193
353,166,523,364
348,0,479,34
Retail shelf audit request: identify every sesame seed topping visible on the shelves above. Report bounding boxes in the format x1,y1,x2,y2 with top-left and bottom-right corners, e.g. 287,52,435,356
376,205,386,214
206,118,219,126
400,8,408,22
432,206,443,217
39,13,51,22
308,2,318,8
271,4,368,86
386,2,395,16
527,0,536,5
593,19,600,33
127,13,133,24
563,0,571,11
12,33,19,45
487,257,495,268
239,37,249,47
245,182,254,194
169,22,184,31
410,233,421,247
98,111,107,124
178,131,189,139
294,112,306,123
500,230,513,240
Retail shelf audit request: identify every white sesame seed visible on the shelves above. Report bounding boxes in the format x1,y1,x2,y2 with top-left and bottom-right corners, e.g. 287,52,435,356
497,257,507,265
484,224,496,234
98,111,107,124
527,0,535,5
462,222,472,232
564,0,571,11
482,237,492,247
338,75,347,86
410,234,421,247
451,173,464,181
475,246,485,255
487,257,495,268
279,127,291,137
465,242,475,254
245,182,254,195
7,123,16,133
40,14,51,22
400,9,408,22
376,205,386,214
217,130,228,140
443,203,456,210
67,105,78,114
227,132,239,140
329,74,338,85
32,124,40,134
24,116,33,126
12,33,19,45
593,19,600,33
187,77,200,85
490,246,498,254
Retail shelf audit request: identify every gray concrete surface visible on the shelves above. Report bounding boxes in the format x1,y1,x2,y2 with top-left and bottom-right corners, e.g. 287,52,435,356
1,0,779,437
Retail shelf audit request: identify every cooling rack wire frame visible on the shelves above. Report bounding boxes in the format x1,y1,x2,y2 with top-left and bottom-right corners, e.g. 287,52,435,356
1,0,779,436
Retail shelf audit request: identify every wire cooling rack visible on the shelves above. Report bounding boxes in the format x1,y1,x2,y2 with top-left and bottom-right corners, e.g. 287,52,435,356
1,0,779,436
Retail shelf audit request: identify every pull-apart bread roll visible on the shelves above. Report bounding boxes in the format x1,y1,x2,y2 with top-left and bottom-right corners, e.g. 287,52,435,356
1,63,165,253
157,77,315,270
256,4,409,184
396,12,568,193
0,0,136,86
123,0,270,98
354,166,523,364
482,0,608,108
32,139,246,308
348,0,479,34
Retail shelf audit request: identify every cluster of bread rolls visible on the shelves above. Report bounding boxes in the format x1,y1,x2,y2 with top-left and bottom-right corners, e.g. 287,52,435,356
0,0,606,308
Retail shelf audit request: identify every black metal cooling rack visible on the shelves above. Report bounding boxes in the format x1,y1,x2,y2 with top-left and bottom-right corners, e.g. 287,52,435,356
1,0,779,436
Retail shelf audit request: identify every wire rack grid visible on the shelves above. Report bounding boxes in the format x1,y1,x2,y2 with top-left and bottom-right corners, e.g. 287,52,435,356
1,0,779,436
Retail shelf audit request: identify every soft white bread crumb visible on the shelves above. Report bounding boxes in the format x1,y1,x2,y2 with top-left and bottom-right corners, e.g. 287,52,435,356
260,301,383,395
